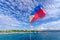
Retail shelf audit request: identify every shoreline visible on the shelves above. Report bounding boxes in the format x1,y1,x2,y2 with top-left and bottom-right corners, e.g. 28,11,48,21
0,30,60,34
0,32,37,34
0,32,30,34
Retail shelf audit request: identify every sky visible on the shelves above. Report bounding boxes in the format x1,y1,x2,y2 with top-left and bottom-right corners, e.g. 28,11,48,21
0,0,60,30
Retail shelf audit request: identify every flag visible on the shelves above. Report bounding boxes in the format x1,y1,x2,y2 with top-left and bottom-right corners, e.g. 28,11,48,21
30,4,46,23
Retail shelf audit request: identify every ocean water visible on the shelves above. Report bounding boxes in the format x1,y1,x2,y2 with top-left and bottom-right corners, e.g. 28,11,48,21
0,32,60,40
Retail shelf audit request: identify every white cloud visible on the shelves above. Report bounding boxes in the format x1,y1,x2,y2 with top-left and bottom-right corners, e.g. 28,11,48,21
0,14,28,30
36,20,60,30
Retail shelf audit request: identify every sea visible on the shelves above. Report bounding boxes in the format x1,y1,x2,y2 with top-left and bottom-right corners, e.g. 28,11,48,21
0,32,60,40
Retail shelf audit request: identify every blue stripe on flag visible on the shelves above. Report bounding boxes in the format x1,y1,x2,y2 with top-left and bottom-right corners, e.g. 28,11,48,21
31,4,43,15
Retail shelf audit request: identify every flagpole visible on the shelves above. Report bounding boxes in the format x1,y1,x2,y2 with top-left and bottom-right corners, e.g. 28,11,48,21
30,24,31,40
30,15,32,40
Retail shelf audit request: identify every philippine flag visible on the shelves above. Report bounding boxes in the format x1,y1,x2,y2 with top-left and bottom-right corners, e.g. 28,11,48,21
30,4,46,23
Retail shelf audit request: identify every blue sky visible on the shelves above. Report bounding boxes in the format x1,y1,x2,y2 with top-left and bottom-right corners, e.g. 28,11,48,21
0,0,60,30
